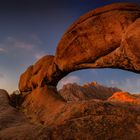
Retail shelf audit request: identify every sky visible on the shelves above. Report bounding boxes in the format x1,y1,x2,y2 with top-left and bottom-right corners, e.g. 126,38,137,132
0,0,140,94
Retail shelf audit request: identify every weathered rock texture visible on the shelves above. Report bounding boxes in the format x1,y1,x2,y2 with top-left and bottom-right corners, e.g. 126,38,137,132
1,86,140,140
21,82,120,126
12,2,140,140
0,89,37,139
108,91,140,104
19,3,140,92
55,3,140,73
59,82,120,102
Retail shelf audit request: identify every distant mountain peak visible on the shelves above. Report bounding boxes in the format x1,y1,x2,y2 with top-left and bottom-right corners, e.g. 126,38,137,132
59,81,121,102
83,81,98,87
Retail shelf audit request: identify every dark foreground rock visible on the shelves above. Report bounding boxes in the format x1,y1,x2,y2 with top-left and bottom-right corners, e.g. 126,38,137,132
1,85,140,140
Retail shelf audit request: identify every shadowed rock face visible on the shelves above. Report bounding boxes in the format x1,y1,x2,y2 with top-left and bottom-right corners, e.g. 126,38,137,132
1,86,140,139
19,3,140,92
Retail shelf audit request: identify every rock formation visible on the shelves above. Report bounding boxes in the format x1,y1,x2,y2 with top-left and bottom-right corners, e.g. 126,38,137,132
59,82,120,102
55,3,140,73
1,3,140,140
19,3,140,92
18,2,140,126
0,89,36,139
108,91,140,104
1,86,140,139
16,3,140,138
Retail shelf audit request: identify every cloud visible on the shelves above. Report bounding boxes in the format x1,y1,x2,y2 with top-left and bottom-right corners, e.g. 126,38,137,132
34,51,46,60
5,36,40,50
0,73,4,78
57,75,81,89
14,41,34,50
0,36,46,60
0,48,7,53
106,78,140,94
91,69,98,76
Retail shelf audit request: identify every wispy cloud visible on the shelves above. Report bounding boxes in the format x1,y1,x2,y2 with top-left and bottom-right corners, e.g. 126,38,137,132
0,35,47,93
106,78,140,94
0,73,4,78
34,51,46,60
0,35,46,60
5,36,40,50
14,41,34,50
57,75,81,89
91,69,98,76
0,48,7,53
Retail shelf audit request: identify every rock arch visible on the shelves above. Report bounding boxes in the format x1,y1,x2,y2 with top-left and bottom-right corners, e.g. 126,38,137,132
19,3,140,92
18,3,140,126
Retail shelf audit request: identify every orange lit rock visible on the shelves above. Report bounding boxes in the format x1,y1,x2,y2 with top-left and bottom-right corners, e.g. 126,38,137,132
19,3,140,93
108,91,140,104
18,1,140,127
16,3,140,139
1,89,140,139
55,3,140,73
1,3,140,140
59,82,120,102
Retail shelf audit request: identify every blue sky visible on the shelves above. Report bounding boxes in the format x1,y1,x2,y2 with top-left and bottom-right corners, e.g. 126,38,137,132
0,0,140,93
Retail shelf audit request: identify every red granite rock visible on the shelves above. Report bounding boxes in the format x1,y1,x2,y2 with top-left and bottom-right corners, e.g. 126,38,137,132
13,3,140,140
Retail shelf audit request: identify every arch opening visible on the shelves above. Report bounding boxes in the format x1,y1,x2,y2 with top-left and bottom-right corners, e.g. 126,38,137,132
19,3,140,94
57,68,140,94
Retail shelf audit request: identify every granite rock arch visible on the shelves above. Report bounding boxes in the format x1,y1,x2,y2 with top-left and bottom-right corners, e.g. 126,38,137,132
19,3,140,92
18,3,140,126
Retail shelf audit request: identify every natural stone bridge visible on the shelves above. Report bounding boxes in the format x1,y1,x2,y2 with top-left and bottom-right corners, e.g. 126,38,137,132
18,3,140,125
19,3,140,92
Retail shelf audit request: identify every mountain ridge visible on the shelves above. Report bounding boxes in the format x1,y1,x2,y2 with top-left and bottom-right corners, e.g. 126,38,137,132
59,82,121,102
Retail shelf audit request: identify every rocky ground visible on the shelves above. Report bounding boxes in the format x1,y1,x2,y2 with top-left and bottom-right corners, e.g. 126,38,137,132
0,83,140,140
